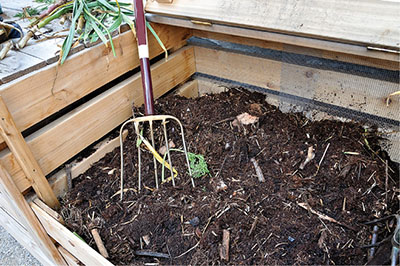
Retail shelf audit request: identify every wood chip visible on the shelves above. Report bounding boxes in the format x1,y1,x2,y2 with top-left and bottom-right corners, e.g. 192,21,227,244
91,228,109,258
219,229,230,261
251,158,265,182
142,235,151,246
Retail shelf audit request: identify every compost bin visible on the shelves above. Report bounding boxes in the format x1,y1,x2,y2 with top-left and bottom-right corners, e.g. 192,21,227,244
0,0,399,265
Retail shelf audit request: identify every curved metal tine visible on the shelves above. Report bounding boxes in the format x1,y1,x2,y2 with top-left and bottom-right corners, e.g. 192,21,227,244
167,116,195,187
135,121,142,192
149,121,159,189
119,122,127,201
178,121,195,187
163,119,175,186
119,118,136,201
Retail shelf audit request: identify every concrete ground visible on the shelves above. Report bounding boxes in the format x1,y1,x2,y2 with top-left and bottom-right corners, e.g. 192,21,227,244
0,226,41,266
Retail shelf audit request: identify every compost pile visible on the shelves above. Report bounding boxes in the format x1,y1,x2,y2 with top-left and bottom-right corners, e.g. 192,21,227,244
61,89,399,265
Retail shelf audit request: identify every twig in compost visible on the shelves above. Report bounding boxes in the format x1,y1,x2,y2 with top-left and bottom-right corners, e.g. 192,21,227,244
174,242,199,259
65,163,72,191
251,158,265,182
134,250,170,259
385,160,389,204
175,206,228,259
248,216,258,236
299,146,315,170
216,154,228,178
315,143,330,175
91,228,109,258
297,202,357,231
219,229,230,261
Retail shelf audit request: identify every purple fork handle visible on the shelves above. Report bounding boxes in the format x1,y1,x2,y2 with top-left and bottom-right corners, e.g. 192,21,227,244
134,0,155,115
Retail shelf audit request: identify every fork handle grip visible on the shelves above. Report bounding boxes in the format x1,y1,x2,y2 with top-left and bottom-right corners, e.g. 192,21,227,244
134,0,155,115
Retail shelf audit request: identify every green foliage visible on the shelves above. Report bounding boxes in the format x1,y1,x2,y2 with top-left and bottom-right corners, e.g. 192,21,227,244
28,0,167,64
187,152,210,178
15,0,55,18
34,0,55,4
15,6,44,18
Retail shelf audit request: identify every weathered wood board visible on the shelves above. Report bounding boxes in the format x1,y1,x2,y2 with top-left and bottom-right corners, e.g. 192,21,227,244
146,0,400,49
0,164,65,265
146,14,400,64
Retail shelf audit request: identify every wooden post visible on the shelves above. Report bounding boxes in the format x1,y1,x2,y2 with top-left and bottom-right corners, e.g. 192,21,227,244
0,96,60,209
0,164,65,265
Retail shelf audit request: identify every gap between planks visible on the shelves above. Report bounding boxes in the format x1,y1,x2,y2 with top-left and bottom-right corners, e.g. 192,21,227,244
0,46,196,194
0,24,191,147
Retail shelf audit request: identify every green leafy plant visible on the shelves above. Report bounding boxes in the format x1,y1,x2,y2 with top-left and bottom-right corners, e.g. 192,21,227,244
164,149,210,179
20,0,167,64
187,152,210,178
15,6,46,18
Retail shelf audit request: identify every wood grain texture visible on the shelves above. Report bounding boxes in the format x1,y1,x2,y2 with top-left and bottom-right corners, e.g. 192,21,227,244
195,46,400,122
0,97,60,209
0,24,190,145
146,0,400,48
58,246,80,266
31,202,113,266
0,207,55,265
1,47,196,193
146,14,400,63
176,79,199,98
0,164,65,265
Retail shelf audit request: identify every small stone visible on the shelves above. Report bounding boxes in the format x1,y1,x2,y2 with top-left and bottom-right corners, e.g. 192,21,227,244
189,217,200,227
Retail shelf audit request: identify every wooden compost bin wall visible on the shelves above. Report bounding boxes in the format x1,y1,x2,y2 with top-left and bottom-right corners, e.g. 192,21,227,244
0,22,194,265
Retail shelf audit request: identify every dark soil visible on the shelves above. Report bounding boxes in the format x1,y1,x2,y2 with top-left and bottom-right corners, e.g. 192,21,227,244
61,89,399,265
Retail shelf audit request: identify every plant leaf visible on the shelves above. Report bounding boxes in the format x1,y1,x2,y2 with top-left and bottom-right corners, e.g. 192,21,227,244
60,0,84,64
146,21,168,59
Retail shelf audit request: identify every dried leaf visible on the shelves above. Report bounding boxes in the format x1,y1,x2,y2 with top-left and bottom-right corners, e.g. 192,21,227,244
232,112,259,126
158,140,176,155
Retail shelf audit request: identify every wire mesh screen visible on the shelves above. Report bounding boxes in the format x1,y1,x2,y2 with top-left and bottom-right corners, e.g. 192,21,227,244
188,36,400,163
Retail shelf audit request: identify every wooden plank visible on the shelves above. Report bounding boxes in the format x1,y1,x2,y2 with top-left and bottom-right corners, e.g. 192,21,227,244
193,30,399,71
33,198,65,224
31,202,113,266
0,96,60,209
146,0,400,48
0,164,65,265
0,207,55,265
147,14,400,63
176,79,199,98
58,246,80,266
194,46,399,122
48,130,129,198
1,46,196,193
0,24,191,144
195,46,282,90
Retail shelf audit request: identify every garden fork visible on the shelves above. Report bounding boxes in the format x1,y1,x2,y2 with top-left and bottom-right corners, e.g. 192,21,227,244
119,0,193,201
